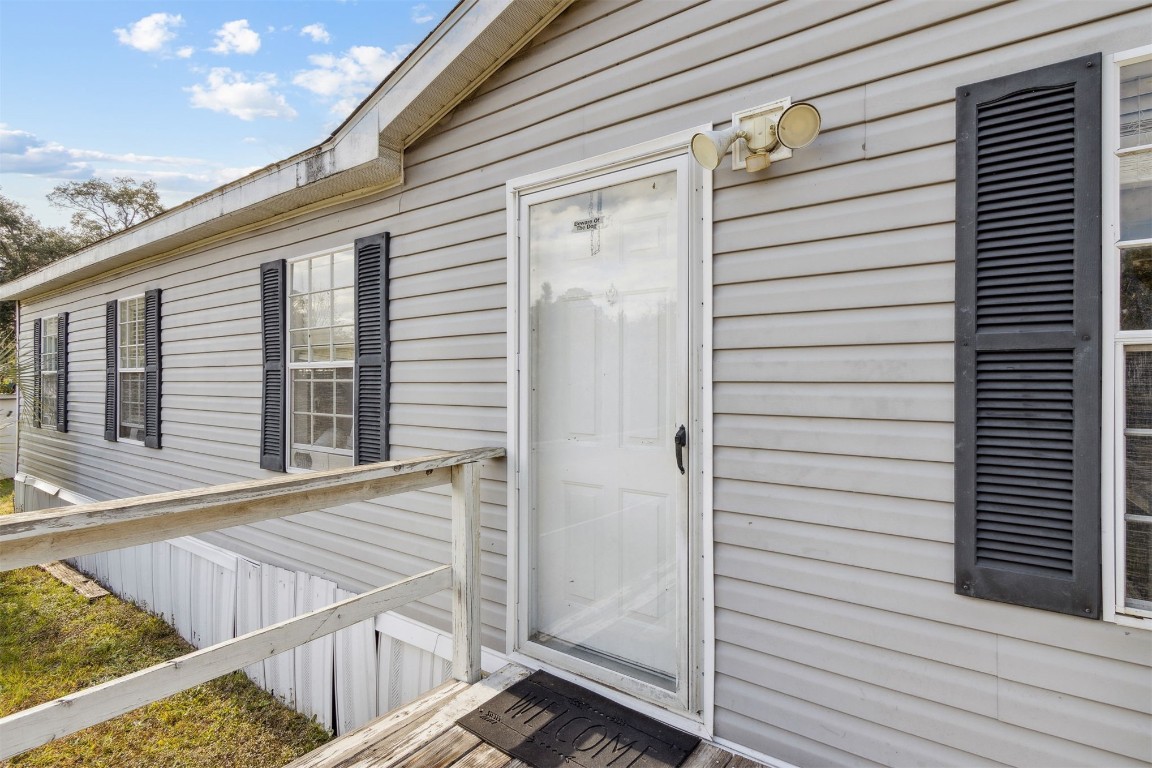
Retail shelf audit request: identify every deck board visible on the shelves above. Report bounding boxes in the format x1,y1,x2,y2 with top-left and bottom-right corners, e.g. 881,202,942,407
682,743,736,768
383,726,483,768
284,680,470,768
451,742,516,768
289,664,768,768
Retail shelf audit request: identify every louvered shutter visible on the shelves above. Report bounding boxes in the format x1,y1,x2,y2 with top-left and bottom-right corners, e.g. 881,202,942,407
955,54,1102,618
260,260,287,471
144,289,162,449
32,318,42,429
354,232,390,464
104,301,117,441
57,312,68,432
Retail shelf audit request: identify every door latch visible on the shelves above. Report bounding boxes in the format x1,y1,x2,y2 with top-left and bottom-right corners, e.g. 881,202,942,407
674,424,687,475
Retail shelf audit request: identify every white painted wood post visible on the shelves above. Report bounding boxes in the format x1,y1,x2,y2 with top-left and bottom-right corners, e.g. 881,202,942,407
451,461,481,683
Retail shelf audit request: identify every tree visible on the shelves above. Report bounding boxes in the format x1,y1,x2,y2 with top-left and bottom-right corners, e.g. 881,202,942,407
0,194,86,387
2,177,164,346
47,176,164,241
0,193,84,288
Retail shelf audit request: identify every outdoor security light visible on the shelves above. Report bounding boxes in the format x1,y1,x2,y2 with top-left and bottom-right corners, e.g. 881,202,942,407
691,98,821,172
690,125,746,171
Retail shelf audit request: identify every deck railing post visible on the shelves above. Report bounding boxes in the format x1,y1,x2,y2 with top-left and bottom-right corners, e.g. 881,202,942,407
451,461,481,683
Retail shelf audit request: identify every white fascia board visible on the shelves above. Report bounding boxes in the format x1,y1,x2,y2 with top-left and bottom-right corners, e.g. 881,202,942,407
347,0,507,149
2,0,574,303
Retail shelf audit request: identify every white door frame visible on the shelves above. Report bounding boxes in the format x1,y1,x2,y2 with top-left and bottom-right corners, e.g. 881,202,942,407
505,127,715,734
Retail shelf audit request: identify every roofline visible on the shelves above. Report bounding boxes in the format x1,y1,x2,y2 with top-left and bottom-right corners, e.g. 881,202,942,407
2,0,574,303
324,0,473,144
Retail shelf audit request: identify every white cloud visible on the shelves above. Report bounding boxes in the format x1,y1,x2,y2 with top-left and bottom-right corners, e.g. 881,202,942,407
293,45,410,115
176,46,194,59
187,68,297,121
210,20,261,55
0,125,206,180
300,23,331,44
411,4,436,24
0,125,265,222
0,126,41,155
114,12,184,54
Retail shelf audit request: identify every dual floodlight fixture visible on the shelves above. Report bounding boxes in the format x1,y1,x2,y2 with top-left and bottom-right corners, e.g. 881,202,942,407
691,98,821,172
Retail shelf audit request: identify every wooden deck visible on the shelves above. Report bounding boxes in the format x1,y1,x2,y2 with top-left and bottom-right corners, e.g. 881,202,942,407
286,664,767,768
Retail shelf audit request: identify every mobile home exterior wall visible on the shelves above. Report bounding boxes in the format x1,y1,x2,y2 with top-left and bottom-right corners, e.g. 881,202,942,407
12,1,1152,765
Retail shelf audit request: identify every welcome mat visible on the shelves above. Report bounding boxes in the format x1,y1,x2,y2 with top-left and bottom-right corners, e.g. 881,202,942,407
457,670,700,768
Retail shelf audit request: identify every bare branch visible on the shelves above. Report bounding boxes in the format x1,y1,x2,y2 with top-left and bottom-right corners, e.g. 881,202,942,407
47,177,164,241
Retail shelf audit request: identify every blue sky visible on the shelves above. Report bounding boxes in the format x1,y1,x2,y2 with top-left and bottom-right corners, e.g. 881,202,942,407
0,0,455,227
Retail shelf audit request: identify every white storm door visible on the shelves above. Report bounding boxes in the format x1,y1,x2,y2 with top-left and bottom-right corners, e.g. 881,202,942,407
521,159,690,700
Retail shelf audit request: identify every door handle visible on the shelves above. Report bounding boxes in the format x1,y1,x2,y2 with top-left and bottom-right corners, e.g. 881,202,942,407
674,425,687,475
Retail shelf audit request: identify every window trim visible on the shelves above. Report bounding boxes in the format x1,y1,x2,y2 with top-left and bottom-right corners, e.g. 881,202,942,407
285,246,356,473
1104,43,1152,628
116,293,147,445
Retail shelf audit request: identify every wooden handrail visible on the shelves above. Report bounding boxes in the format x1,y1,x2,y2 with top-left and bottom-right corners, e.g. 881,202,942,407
0,447,502,759
0,447,503,571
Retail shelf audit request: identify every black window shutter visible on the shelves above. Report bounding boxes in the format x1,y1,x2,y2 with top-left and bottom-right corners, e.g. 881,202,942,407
105,301,117,441
57,312,68,432
32,318,42,429
955,54,1102,618
354,232,390,465
259,260,287,472
144,289,162,449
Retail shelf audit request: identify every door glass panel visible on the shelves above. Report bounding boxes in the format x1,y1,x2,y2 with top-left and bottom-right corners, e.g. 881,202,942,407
527,170,682,689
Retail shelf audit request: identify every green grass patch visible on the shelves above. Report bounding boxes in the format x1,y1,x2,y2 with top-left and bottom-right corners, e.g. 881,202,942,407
0,481,331,766
0,477,13,515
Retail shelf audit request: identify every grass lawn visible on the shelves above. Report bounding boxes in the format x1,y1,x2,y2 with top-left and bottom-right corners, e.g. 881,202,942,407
0,479,332,767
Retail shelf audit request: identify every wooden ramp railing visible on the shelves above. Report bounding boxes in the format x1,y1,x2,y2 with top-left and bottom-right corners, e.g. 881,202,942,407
0,447,503,760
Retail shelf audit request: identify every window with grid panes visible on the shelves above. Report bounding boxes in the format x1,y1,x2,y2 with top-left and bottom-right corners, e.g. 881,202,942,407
287,249,355,470
40,316,58,428
118,295,146,441
1116,52,1152,617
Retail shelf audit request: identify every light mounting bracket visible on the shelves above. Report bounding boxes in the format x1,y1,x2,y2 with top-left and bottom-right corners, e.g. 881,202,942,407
730,97,794,171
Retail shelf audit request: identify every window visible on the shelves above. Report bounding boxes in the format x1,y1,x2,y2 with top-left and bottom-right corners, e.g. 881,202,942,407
40,316,58,428
118,295,146,442
259,233,389,472
1111,48,1152,619
32,313,67,431
287,249,355,470
105,290,161,447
